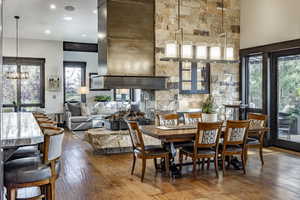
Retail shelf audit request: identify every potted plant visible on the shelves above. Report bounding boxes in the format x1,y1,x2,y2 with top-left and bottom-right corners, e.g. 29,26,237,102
201,95,218,122
94,95,112,102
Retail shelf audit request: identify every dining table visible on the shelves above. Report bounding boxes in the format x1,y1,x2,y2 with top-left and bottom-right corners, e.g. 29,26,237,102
141,123,269,178
1,112,44,161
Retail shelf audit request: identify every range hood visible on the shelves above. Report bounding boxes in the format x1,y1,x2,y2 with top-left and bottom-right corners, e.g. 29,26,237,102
93,0,168,90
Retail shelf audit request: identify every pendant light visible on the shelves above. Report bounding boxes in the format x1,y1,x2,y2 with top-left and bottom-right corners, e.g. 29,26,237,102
164,0,193,59
6,16,29,80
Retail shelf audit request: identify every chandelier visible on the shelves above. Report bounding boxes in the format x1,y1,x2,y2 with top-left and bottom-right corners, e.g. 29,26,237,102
163,0,239,64
6,16,29,80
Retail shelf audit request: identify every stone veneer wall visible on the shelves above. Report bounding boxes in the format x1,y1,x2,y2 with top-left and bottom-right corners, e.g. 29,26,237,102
155,0,240,115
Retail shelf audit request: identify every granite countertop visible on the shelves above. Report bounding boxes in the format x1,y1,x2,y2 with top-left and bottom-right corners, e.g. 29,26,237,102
1,112,44,148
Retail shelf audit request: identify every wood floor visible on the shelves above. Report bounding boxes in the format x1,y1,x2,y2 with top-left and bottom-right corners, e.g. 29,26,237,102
57,130,300,200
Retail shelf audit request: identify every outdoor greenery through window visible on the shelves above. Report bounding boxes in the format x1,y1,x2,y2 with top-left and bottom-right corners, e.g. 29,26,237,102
64,62,86,102
3,57,45,110
278,54,300,141
248,55,263,109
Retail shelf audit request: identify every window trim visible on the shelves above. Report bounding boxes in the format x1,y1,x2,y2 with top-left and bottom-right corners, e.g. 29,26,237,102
63,61,87,103
3,57,45,109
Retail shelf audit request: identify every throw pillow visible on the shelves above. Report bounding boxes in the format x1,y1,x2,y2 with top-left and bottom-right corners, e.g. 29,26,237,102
67,103,81,116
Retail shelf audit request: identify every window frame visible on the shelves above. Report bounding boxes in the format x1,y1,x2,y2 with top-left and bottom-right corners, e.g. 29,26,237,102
3,57,45,109
63,61,87,103
244,54,264,112
113,89,135,102
179,62,210,94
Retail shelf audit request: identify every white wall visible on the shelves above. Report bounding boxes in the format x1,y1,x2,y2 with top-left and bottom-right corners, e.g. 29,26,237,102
63,51,113,105
241,0,300,49
3,38,64,113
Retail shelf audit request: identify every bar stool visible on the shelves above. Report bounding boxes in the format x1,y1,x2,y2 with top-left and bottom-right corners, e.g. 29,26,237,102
4,126,64,200
8,120,58,161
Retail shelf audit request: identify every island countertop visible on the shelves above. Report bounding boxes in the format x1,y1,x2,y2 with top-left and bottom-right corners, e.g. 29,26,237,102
1,112,44,148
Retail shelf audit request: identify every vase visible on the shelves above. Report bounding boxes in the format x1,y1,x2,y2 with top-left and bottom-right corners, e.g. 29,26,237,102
202,113,218,122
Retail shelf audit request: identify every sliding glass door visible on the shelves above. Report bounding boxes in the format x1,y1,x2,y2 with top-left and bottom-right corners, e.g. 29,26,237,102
271,49,300,151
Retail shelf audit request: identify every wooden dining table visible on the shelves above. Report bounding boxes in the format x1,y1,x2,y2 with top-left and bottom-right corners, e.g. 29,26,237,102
141,124,270,177
1,112,44,161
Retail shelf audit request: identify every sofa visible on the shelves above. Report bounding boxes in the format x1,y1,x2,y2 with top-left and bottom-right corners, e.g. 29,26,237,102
64,102,93,131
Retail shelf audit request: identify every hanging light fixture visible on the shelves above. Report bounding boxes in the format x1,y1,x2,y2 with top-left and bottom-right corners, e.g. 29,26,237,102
164,0,193,59
162,0,239,64
6,16,29,80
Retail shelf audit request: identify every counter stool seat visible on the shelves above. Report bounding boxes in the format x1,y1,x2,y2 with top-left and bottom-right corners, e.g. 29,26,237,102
5,157,61,185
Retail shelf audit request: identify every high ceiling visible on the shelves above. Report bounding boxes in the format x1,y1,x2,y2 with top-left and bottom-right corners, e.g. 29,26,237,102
3,0,98,43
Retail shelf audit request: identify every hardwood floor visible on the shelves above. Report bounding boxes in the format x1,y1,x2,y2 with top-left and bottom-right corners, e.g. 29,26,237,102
57,130,300,200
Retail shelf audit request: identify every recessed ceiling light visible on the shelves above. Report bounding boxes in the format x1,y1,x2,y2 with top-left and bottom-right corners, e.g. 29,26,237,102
64,5,75,12
50,4,56,10
63,16,72,21
44,29,51,35
81,34,87,37
93,9,97,14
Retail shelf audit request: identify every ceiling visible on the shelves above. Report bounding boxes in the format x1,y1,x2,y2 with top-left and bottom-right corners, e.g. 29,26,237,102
3,0,98,43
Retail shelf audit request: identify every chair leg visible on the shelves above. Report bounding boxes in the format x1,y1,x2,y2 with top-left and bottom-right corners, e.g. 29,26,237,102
207,158,211,170
214,156,219,178
222,154,226,175
131,154,136,175
241,153,246,174
259,146,264,166
7,188,16,200
179,151,183,171
47,181,56,200
165,155,170,177
192,158,197,177
245,146,248,165
153,158,158,170
201,158,205,170
141,158,146,182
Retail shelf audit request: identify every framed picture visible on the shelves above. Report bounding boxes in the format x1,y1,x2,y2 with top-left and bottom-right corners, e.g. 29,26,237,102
48,75,60,91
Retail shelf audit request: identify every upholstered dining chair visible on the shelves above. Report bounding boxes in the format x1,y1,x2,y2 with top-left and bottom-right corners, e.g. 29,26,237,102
221,120,250,175
157,113,179,126
127,121,170,182
4,126,64,200
184,112,203,125
179,121,223,177
246,113,268,165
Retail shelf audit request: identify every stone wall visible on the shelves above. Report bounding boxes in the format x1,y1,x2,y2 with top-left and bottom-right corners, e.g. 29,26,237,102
155,0,240,115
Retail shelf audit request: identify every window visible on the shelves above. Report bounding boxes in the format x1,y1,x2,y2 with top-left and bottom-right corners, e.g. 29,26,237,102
3,57,45,110
114,89,135,101
179,62,210,94
64,61,86,102
247,55,263,109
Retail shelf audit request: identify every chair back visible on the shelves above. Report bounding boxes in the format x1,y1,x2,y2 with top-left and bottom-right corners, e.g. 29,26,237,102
194,122,223,150
127,121,145,152
157,113,179,126
248,113,267,129
184,112,202,125
42,126,65,163
224,120,250,146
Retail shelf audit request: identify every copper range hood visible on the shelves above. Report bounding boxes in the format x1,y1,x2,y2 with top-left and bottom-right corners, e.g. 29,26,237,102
91,0,168,90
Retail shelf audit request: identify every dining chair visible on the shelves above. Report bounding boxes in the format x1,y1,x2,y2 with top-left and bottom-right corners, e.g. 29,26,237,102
246,113,268,165
184,112,203,125
4,126,64,200
127,121,170,182
221,120,250,175
157,113,179,126
179,121,223,177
